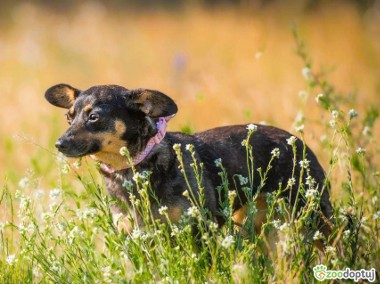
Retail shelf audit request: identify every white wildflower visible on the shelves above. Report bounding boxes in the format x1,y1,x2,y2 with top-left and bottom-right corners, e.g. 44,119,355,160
209,221,218,232
295,124,304,132
271,148,280,158
214,158,222,167
287,178,296,187
158,206,168,216
356,147,366,154
221,235,235,249
305,176,316,187
237,175,248,186
362,126,370,136
278,222,289,233
331,110,339,119
305,189,318,199
299,159,310,169
272,219,281,229
348,109,358,119
325,246,336,254
329,119,336,128
286,136,297,146
33,189,45,200
49,188,61,201
185,144,194,151
313,230,324,240
228,190,237,200
187,206,200,218
301,67,312,80
315,93,324,103
246,124,257,132
6,254,17,266
172,143,181,151
119,146,129,156
18,177,29,188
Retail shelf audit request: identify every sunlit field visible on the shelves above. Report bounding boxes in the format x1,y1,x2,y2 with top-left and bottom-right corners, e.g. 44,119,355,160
1,1,379,283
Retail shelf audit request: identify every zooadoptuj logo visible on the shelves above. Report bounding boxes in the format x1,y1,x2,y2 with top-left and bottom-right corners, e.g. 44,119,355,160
313,265,376,282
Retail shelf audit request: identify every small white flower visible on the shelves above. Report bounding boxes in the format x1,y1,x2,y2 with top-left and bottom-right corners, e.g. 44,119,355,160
185,144,194,151
271,148,280,158
295,124,304,132
305,189,318,199
49,188,61,200
221,235,235,248
228,190,237,200
299,159,310,169
343,229,351,239
331,110,339,119
356,147,366,154
158,206,168,216
301,67,312,80
348,109,358,119
6,254,17,266
315,93,324,103
313,230,324,240
305,176,316,187
131,228,142,240
272,219,281,229
325,246,336,254
122,180,133,189
237,175,248,186
287,178,296,187
187,206,200,218
286,136,297,146
329,119,336,128
18,177,29,188
119,146,129,156
246,124,257,132
278,222,289,232
362,126,370,136
214,158,222,167
33,189,45,200
209,221,218,232
172,143,181,151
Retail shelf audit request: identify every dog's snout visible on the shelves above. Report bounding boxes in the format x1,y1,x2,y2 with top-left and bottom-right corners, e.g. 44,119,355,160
55,138,69,151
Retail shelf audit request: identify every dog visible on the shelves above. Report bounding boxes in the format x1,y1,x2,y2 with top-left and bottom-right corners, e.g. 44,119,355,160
45,83,333,244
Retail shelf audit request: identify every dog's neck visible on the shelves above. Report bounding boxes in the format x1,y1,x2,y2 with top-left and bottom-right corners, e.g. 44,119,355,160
96,115,173,174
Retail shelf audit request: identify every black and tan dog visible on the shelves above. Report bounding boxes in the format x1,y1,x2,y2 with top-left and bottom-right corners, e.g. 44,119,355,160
45,84,333,242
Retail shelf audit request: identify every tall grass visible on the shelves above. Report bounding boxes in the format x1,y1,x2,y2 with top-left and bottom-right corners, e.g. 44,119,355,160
1,32,379,282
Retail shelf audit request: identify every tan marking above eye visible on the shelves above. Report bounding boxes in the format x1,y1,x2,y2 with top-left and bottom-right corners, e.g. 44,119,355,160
83,104,93,113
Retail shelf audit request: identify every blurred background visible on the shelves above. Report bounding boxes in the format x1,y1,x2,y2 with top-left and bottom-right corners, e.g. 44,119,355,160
0,0,379,186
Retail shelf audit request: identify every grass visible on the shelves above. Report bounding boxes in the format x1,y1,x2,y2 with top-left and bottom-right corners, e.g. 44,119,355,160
1,2,380,283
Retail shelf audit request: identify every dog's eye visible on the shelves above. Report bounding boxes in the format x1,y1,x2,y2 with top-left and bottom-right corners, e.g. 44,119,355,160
88,113,99,122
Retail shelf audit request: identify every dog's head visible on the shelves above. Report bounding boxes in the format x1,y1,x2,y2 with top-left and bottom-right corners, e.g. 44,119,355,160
45,84,177,168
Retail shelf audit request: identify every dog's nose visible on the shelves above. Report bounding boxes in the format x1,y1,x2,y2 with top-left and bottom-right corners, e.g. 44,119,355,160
55,139,68,151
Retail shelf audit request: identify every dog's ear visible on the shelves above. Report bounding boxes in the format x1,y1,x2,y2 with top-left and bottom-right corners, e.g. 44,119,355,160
129,89,178,118
45,84,81,109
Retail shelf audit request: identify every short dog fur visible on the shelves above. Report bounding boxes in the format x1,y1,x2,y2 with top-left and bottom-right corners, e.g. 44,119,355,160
45,84,333,240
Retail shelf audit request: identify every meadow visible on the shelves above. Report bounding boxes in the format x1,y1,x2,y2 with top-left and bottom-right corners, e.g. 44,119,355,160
0,2,379,283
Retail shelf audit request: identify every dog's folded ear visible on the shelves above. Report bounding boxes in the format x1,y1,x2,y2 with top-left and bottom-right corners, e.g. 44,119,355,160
129,89,178,118
45,84,81,109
